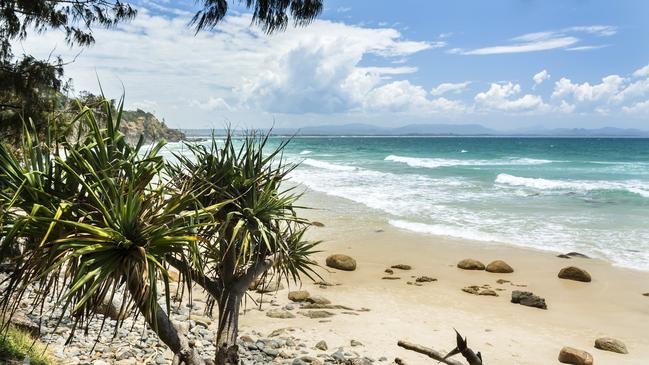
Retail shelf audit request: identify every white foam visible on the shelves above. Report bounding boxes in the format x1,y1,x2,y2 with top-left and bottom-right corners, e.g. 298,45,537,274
302,158,357,171
385,155,552,168
299,150,312,155
495,173,649,198
460,150,468,153
389,219,500,242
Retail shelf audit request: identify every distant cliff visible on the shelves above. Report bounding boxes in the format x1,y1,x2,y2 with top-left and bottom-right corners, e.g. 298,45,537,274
119,109,185,144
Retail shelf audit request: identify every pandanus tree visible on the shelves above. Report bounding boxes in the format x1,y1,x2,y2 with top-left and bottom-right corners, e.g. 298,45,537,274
166,134,320,365
0,99,229,364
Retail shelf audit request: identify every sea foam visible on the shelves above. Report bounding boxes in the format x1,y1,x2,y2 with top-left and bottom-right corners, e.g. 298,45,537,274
495,173,649,198
385,155,552,168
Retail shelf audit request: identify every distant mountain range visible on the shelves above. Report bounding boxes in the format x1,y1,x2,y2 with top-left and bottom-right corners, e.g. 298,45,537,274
182,123,649,137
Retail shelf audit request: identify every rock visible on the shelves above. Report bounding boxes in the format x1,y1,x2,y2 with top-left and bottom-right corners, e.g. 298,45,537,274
485,260,514,273
8,312,40,337
326,254,357,271
315,340,328,351
558,347,594,365
643,293,649,297
594,337,628,354
496,279,510,284
382,276,400,280
511,290,547,310
312,221,325,227
288,290,311,302
306,296,331,305
390,264,412,270
293,359,308,365
266,310,295,319
566,252,590,258
384,268,394,275
240,335,254,343
462,286,480,295
457,259,485,270
558,266,592,282
257,277,285,293
479,289,498,296
96,296,130,321
350,339,363,347
331,350,346,362
415,276,436,283
298,310,335,319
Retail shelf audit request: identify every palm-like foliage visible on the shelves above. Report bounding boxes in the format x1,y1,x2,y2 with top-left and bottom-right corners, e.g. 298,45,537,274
167,132,319,365
0,99,222,364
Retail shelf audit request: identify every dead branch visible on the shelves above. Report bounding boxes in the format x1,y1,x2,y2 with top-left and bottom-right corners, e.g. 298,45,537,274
397,341,464,365
398,329,483,365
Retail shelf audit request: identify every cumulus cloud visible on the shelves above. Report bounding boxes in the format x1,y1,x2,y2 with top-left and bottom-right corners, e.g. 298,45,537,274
633,64,649,78
430,81,471,96
533,70,550,86
474,82,547,112
552,75,626,102
623,99,649,114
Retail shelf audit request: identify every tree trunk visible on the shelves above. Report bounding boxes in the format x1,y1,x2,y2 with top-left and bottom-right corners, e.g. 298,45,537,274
215,288,243,365
127,276,205,365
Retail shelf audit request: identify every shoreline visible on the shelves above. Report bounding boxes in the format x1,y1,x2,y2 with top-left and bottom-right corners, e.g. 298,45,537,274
235,187,649,364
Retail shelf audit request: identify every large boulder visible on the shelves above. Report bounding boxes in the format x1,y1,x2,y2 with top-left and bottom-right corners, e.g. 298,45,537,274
326,254,357,271
511,290,547,310
558,266,592,282
594,337,628,354
457,259,485,270
558,347,594,365
485,260,514,273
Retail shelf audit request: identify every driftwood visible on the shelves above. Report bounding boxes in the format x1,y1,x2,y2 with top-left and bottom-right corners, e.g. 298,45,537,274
398,330,483,365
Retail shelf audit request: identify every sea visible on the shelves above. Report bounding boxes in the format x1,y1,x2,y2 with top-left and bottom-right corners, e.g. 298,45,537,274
163,136,649,271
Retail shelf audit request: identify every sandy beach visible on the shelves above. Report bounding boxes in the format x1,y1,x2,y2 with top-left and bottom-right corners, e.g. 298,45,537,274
237,190,649,365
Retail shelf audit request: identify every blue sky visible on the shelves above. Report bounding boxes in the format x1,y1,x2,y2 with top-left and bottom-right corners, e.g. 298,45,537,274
17,0,649,130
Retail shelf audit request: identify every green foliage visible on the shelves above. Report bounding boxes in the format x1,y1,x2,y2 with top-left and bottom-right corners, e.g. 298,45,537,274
0,325,54,365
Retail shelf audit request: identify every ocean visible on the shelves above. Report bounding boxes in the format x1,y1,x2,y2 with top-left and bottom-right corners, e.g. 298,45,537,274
164,137,649,271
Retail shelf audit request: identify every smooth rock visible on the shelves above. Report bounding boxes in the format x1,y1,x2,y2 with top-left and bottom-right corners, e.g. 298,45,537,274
384,269,394,275
558,266,592,282
415,276,436,283
594,337,628,354
288,291,311,302
511,290,547,310
457,259,485,270
305,296,331,305
298,310,335,319
558,347,594,365
382,276,400,280
391,264,412,270
486,260,514,273
350,339,363,347
96,296,129,321
311,221,325,227
479,289,498,296
8,312,40,337
326,254,357,271
315,340,328,351
266,310,295,319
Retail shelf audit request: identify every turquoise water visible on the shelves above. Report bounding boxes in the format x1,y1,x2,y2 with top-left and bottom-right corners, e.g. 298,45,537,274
165,137,649,270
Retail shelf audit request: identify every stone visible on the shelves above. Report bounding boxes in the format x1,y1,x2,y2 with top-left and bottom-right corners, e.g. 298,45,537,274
293,359,308,365
496,279,510,284
315,340,328,351
331,350,346,362
257,277,285,293
96,296,129,321
240,335,254,343
462,286,480,295
485,260,514,273
326,254,357,271
288,291,311,302
266,310,295,319
558,347,594,365
594,337,628,354
298,310,335,319
415,276,436,283
311,221,325,227
479,289,498,296
381,277,400,280
643,293,649,297
558,266,592,282
350,339,363,347
457,259,485,270
384,269,394,275
8,312,40,337
391,264,412,270
305,296,331,305
511,290,547,310
566,252,590,259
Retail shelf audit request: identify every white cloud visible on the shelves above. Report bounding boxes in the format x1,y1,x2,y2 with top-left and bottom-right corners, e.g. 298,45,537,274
430,81,471,96
474,82,547,112
633,64,649,78
552,75,625,102
623,99,649,114
566,45,610,52
190,97,232,111
533,70,550,86
456,25,615,55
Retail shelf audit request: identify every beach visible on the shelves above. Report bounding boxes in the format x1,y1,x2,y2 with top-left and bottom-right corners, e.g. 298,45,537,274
237,189,649,365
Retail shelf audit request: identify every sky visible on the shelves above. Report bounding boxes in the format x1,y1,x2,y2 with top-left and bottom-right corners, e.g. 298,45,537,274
15,0,649,130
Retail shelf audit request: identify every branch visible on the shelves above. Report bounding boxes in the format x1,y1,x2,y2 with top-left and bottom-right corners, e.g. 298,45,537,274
166,256,221,296
397,341,465,365
234,254,278,293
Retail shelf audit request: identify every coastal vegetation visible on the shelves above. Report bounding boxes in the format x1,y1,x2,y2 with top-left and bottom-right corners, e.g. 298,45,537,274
0,98,319,365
